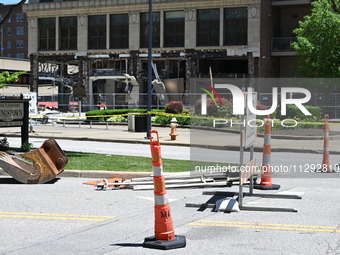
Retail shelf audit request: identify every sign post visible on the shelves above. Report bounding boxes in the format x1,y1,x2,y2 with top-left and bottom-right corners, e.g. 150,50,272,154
0,99,30,147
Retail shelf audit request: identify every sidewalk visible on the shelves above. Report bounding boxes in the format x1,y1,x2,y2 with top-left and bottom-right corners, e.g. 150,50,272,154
2,120,340,154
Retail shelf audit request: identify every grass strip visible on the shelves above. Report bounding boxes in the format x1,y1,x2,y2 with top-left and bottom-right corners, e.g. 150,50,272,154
65,151,190,172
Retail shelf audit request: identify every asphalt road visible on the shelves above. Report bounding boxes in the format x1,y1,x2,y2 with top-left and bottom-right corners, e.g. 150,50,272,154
0,177,339,255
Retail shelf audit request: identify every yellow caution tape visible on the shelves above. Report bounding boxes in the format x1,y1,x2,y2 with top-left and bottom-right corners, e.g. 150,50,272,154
50,112,340,126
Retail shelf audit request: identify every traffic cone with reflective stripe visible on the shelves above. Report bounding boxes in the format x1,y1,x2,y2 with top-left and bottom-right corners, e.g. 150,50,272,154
322,115,331,172
143,130,186,250
254,115,280,190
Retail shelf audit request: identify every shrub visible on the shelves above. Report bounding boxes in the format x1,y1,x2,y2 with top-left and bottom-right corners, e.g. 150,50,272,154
165,101,184,114
285,105,322,120
153,110,190,126
20,142,33,152
107,115,128,122
195,98,232,117
86,109,165,121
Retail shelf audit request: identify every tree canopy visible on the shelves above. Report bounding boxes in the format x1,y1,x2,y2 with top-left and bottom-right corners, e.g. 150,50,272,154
292,0,340,78
0,71,26,89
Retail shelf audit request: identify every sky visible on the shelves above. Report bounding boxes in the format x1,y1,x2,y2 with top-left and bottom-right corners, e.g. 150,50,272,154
0,0,28,4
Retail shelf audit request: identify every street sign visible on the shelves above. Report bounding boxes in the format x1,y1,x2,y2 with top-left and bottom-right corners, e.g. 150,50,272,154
73,85,87,99
0,100,29,146
240,158,256,186
245,92,257,148
22,92,38,115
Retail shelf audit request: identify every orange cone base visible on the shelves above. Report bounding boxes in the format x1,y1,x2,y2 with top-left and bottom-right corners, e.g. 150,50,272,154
253,183,280,190
143,235,186,250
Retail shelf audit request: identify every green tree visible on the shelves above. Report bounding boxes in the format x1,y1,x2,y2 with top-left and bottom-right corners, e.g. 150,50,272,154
0,71,26,89
292,0,340,78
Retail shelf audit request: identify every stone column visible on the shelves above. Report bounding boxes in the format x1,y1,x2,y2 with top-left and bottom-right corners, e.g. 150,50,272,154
184,49,198,105
78,57,89,110
129,12,140,50
184,9,196,49
77,15,88,52
27,17,38,56
30,54,39,93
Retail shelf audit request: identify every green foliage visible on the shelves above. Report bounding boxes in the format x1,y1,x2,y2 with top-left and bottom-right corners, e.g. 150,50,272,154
190,117,214,127
216,103,233,118
20,142,33,152
107,115,128,122
86,109,165,121
0,136,9,151
153,110,190,126
0,71,26,89
292,0,340,79
195,98,233,117
281,105,322,121
165,101,184,114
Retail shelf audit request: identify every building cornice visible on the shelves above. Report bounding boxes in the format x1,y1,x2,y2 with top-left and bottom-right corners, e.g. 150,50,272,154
24,0,260,17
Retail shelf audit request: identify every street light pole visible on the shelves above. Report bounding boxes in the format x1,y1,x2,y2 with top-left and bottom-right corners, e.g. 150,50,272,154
146,0,153,138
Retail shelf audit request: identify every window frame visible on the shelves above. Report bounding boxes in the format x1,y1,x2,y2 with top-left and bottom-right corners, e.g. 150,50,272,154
140,12,160,48
223,7,248,46
196,9,220,47
38,17,56,51
59,16,78,50
88,15,107,50
109,14,129,49
164,11,185,48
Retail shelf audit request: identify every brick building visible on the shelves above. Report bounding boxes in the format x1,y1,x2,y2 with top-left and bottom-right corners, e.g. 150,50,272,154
0,4,28,59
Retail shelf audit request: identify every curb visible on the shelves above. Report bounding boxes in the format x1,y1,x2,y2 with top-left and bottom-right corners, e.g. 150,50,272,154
0,169,152,180
59,170,152,179
4,133,340,155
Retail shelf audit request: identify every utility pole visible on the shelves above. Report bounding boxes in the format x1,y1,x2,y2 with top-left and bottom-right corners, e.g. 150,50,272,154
146,0,153,138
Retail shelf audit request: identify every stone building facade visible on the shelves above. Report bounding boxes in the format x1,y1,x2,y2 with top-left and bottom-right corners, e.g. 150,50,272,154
24,0,265,109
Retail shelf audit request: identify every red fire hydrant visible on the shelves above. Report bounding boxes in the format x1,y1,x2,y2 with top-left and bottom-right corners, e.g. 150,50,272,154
170,117,178,140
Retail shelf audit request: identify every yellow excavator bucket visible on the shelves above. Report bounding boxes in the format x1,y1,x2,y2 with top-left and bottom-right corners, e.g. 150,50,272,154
0,139,68,184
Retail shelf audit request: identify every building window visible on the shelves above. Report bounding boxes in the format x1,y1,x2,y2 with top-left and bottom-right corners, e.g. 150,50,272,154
7,41,11,49
16,40,24,48
16,27,24,36
164,11,185,48
224,8,248,46
16,53,25,59
7,53,11,58
16,13,25,22
7,27,11,36
140,12,160,48
88,15,106,49
110,14,129,49
197,9,220,46
38,18,56,50
7,18,11,23
60,16,77,50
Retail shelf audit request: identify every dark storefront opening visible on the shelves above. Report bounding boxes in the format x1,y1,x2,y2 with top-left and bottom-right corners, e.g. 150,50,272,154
199,58,248,78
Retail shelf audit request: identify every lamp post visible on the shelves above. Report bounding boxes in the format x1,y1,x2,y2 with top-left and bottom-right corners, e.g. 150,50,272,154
146,0,153,138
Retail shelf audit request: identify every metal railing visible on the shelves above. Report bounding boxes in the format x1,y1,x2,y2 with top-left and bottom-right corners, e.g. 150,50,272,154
272,37,297,52
2,91,340,118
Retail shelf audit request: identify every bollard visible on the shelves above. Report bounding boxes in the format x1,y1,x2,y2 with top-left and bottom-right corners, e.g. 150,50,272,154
322,114,331,171
254,115,280,190
143,130,186,250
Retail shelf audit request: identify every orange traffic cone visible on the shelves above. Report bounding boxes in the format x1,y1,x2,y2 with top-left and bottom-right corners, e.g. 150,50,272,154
322,115,331,172
143,130,186,250
254,115,280,190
